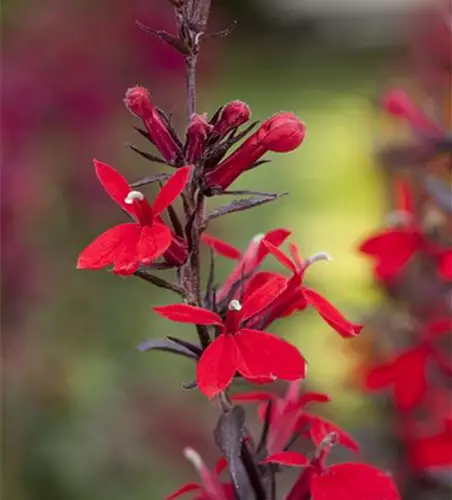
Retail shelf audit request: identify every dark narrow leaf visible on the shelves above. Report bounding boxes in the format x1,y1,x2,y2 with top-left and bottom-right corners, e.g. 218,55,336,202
422,174,452,213
203,248,216,308
240,440,268,499
133,125,152,142
214,406,253,499
435,134,452,154
166,203,185,237
206,193,287,222
131,172,172,188
127,144,169,166
134,269,185,295
182,380,198,390
256,401,273,456
136,20,190,54
216,188,278,197
167,336,202,356
137,337,198,359
202,20,238,40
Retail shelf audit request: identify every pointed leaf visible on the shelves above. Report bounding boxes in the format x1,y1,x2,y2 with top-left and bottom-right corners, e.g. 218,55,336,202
236,329,306,381
262,451,309,467
154,304,224,328
303,287,363,338
127,144,168,166
153,165,193,216
94,160,132,214
197,334,238,398
201,234,242,260
311,463,400,500
214,406,254,499
137,338,198,359
206,193,286,222
130,172,172,188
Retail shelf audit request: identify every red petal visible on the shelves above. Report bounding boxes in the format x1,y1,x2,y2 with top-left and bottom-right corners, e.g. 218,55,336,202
255,228,292,264
165,483,201,500
215,457,228,476
263,241,297,272
77,223,140,272
311,463,400,500
153,165,193,216
303,288,362,338
153,304,224,328
94,160,132,214
394,179,414,215
298,392,331,406
358,229,420,280
409,431,452,470
230,391,274,403
365,362,395,390
138,223,172,263
235,329,306,381
393,347,429,411
239,275,287,322
201,234,242,260
439,250,452,280
262,451,309,467
197,335,239,398
307,415,359,452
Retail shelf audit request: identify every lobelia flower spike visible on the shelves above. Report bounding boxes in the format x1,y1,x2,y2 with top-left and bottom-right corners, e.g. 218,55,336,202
260,241,363,337
205,112,306,192
124,85,182,164
165,448,233,500
77,161,192,275
153,277,306,398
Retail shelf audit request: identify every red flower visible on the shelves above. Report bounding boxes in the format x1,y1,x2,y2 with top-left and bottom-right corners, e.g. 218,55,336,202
439,249,452,280
154,278,306,398
166,448,233,500
365,344,431,412
77,161,192,275
124,86,182,163
261,241,363,337
264,452,400,500
205,112,306,191
202,228,291,303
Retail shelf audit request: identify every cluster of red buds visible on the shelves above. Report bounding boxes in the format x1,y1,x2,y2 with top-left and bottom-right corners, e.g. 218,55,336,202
77,1,401,498
356,5,451,499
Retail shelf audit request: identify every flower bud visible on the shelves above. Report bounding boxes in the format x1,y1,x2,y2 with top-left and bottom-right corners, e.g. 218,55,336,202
124,86,182,163
212,100,251,137
382,89,440,134
185,113,212,164
206,112,306,191
257,112,306,152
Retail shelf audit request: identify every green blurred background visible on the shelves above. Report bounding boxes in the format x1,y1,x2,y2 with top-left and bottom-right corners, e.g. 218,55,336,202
2,0,418,497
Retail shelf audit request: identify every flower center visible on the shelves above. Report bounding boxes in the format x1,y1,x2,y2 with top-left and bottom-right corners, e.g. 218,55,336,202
124,190,145,204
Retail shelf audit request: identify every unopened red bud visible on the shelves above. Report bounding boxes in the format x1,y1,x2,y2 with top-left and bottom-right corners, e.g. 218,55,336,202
382,89,440,134
124,86,182,164
124,86,154,119
213,100,251,137
185,113,212,164
258,112,306,152
206,111,306,191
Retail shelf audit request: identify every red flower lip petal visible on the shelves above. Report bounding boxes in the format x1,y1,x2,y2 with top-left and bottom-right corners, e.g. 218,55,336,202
261,451,309,467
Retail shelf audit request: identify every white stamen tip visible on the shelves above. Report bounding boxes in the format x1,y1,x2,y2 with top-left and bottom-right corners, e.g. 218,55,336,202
307,252,333,265
183,447,203,471
125,190,144,204
228,299,243,311
251,233,265,243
